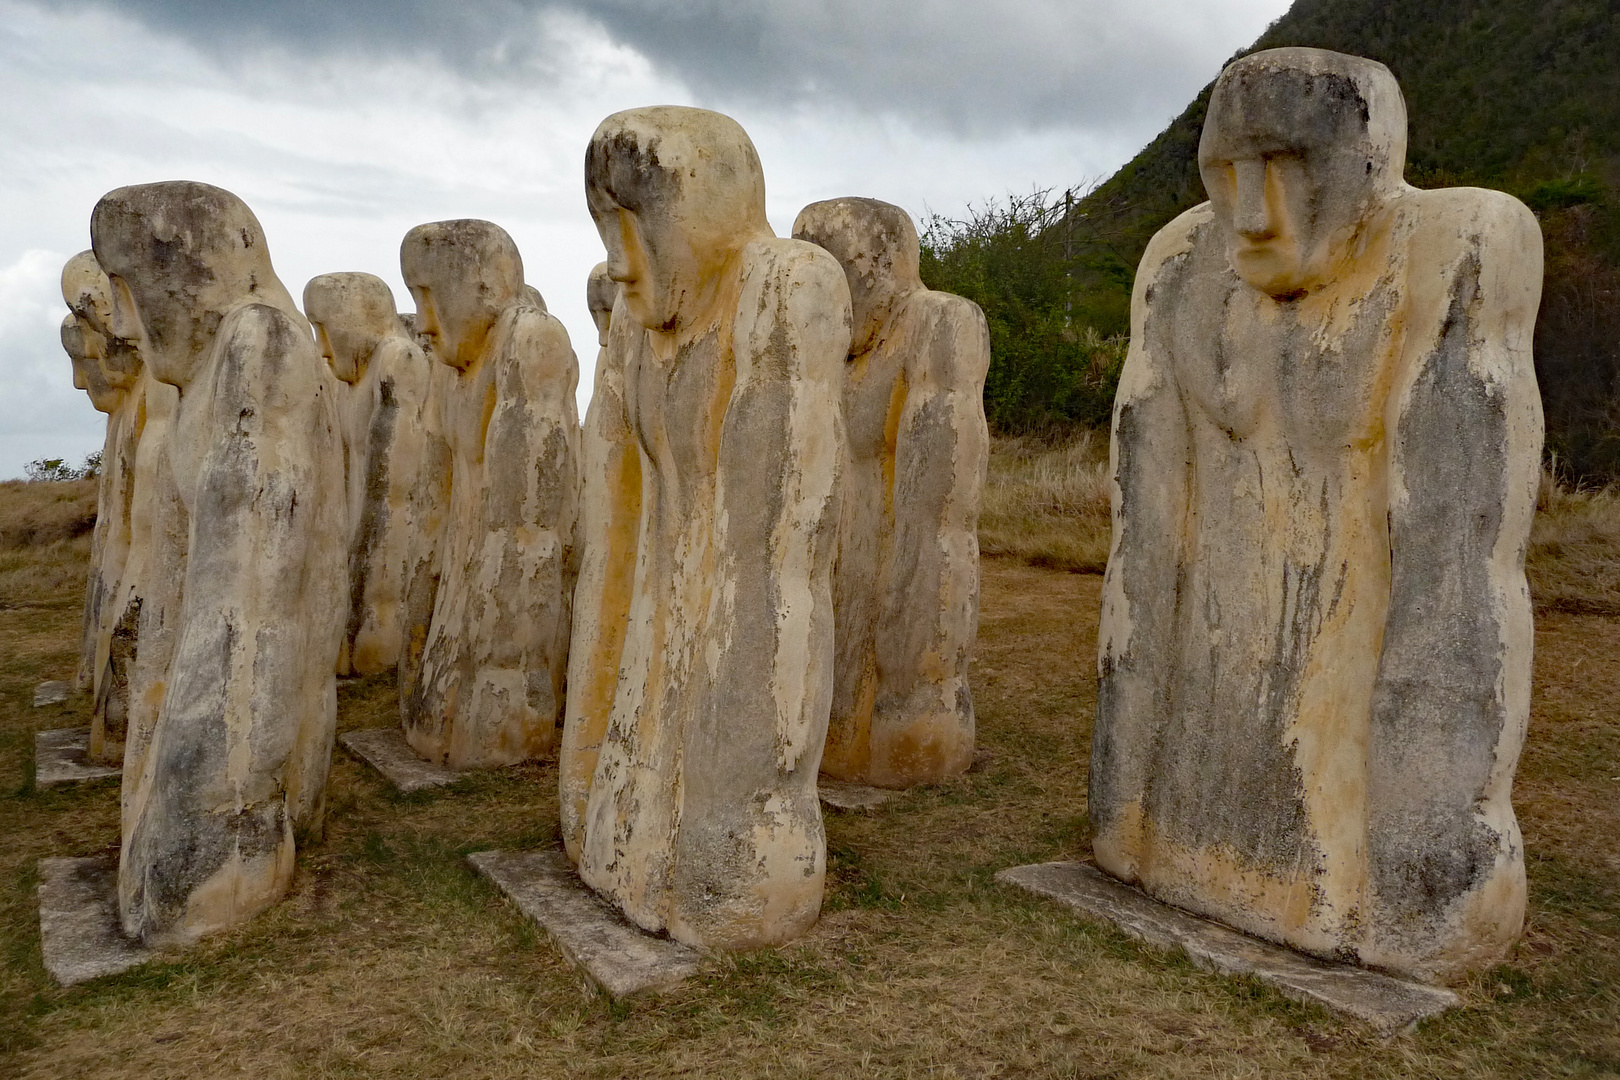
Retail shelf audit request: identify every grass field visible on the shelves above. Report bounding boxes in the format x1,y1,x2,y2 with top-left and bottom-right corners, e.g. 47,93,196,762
2,452,1618,1078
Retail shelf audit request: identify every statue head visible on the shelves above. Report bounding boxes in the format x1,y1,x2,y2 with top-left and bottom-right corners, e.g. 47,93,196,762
585,106,772,334
399,219,524,372
793,197,923,356
90,181,303,389
61,314,123,414
303,272,401,384
1198,48,1408,299
61,250,140,386
586,261,617,347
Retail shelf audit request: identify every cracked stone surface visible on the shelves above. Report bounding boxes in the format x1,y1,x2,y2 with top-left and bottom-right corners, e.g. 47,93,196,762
33,681,71,707
38,856,152,986
35,728,121,788
818,782,894,812
468,849,702,999
998,861,1459,1033
340,728,460,794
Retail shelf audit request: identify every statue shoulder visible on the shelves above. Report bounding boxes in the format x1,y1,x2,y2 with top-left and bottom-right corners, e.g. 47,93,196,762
1404,186,1542,267
741,235,850,300
499,302,578,389
899,289,991,384
734,236,852,376
1139,202,1215,279
214,302,323,389
909,287,986,330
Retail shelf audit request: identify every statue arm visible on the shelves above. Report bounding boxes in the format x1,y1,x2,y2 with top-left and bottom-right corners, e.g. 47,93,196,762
713,240,850,771
488,310,580,534
561,303,643,863
122,304,343,937
1367,192,1543,934
878,293,990,721
1090,224,1194,880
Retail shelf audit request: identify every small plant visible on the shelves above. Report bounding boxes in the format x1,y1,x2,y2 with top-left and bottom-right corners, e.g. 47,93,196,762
22,452,100,483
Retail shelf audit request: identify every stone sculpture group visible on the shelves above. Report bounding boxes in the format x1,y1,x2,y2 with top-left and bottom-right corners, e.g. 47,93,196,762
50,48,1542,991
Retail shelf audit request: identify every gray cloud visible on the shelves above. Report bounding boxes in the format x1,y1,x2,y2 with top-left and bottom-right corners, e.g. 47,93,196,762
38,0,1281,134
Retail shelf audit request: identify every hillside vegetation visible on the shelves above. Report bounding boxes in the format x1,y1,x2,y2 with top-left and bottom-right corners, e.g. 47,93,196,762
936,0,1620,476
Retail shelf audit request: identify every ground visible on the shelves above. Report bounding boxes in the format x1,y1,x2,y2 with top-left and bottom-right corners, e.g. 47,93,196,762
1,460,1618,1078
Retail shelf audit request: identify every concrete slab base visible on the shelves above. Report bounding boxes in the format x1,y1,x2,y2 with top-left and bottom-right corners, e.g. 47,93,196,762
818,781,894,812
997,861,1459,1033
33,680,71,707
35,727,121,787
339,727,460,793
468,849,703,999
38,855,151,986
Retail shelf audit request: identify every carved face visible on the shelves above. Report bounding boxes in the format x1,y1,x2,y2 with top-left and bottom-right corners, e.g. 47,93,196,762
586,262,616,347
304,272,398,384
596,207,677,332
1198,50,1407,299
91,181,303,390
61,251,140,387
61,315,123,414
585,107,771,336
400,220,523,372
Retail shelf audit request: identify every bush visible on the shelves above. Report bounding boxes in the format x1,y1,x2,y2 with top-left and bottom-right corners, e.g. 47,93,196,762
23,452,102,483
920,188,1130,435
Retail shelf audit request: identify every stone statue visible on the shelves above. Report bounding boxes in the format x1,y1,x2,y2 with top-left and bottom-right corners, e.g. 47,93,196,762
398,220,579,769
569,106,852,950
304,272,438,677
60,252,139,720
559,261,636,862
793,198,990,789
1091,48,1543,983
91,181,348,946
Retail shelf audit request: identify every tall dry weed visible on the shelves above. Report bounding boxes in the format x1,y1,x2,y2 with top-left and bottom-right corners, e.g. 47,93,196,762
978,433,1112,572
0,479,95,608
979,436,1620,616
0,478,96,549
1528,472,1620,614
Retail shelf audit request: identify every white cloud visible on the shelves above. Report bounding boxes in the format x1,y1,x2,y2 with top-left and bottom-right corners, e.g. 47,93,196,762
0,0,1292,477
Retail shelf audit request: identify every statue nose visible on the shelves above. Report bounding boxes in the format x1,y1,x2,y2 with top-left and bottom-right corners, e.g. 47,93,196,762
1232,159,1275,239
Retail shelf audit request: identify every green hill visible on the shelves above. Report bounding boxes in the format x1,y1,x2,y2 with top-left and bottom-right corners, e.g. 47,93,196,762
1063,0,1620,478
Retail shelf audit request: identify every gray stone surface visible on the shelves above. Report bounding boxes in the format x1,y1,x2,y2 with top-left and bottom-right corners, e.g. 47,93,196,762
468,849,702,999
818,781,894,812
35,727,121,788
33,681,71,707
998,861,1459,1032
1092,47,1543,982
340,727,460,793
38,856,151,986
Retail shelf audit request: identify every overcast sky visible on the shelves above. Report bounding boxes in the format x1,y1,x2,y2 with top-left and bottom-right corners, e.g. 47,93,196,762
0,0,1291,478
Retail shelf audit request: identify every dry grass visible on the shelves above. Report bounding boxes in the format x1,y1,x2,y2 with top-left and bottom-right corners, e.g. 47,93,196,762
1530,477,1620,614
0,480,96,551
978,433,1111,573
0,479,97,613
1,476,1618,1077
985,432,1620,618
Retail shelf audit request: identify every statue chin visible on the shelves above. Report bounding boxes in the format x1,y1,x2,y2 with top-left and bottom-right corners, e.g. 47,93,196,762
1229,242,1315,300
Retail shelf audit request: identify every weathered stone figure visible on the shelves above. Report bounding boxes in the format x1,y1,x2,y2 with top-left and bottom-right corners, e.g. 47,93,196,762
559,262,636,862
793,198,990,789
570,107,851,950
1091,48,1543,983
399,220,579,769
304,272,438,676
61,253,139,713
91,181,347,945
